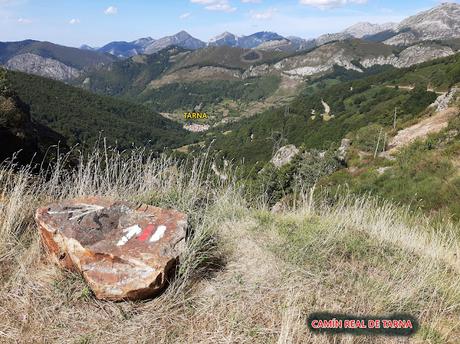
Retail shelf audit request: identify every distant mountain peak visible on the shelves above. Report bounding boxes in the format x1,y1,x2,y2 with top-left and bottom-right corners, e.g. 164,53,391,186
143,31,205,54
385,1,460,45
175,30,192,38
343,22,397,38
209,32,239,47
210,31,237,42
80,44,95,51
131,37,154,45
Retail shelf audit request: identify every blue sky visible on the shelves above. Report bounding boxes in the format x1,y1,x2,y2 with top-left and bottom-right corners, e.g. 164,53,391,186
0,0,454,47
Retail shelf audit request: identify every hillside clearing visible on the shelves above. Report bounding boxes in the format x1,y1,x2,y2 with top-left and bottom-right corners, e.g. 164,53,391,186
389,107,458,153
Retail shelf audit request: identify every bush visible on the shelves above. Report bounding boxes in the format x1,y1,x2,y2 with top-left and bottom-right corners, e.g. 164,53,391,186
354,124,385,152
250,148,342,205
294,149,342,190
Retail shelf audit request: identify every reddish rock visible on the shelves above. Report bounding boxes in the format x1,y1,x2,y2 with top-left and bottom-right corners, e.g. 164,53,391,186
35,197,187,301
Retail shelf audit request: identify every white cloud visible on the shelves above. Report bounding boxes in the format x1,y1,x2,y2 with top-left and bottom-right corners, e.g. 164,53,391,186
104,6,118,15
179,12,191,19
241,0,261,3
250,8,277,20
17,17,31,24
69,18,80,25
299,0,367,9
191,0,236,12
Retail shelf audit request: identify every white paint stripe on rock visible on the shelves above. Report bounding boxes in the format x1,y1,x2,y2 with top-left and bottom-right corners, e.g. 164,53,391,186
117,225,142,246
149,225,167,243
48,204,105,221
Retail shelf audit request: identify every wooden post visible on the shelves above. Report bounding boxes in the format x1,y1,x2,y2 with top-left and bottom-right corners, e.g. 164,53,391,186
374,129,382,159
393,107,398,129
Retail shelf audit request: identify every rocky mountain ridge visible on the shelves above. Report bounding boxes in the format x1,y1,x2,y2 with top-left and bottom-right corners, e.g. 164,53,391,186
144,31,206,55
5,53,81,80
385,3,460,45
4,3,460,82
306,3,460,47
91,3,460,58
97,37,155,58
0,40,116,80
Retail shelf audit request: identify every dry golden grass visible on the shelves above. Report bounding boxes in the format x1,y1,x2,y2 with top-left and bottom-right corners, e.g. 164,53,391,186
0,151,459,343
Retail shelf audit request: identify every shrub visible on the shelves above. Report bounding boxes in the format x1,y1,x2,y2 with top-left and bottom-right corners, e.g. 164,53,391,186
354,124,385,152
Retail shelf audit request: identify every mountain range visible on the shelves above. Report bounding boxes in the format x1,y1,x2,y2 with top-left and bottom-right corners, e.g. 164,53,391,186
78,3,460,58
2,3,460,82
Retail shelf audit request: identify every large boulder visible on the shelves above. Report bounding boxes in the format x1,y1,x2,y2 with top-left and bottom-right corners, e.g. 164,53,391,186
35,197,188,301
271,145,299,168
337,138,351,163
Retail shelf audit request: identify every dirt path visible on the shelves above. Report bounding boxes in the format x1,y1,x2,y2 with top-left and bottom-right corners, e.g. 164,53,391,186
388,107,458,152
385,85,445,95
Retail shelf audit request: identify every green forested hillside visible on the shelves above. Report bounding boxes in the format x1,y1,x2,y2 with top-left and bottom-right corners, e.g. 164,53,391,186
79,46,286,113
139,75,280,112
169,45,289,71
0,69,66,166
204,53,460,166
79,47,178,97
6,70,195,151
198,52,460,220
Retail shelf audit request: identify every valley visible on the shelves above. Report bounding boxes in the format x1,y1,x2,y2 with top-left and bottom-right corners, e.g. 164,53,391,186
2,3,460,343
3,3,460,216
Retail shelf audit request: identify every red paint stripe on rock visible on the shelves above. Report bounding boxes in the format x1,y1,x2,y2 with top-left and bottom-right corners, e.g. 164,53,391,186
138,224,155,241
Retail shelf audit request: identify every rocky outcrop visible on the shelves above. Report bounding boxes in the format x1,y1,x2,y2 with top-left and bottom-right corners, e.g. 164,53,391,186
343,22,397,39
256,39,292,51
361,44,455,69
337,139,351,163
271,145,299,168
430,88,459,113
316,22,397,46
274,45,363,77
242,64,271,79
316,32,353,46
276,42,453,78
385,3,460,46
35,197,188,301
388,108,458,152
5,53,80,81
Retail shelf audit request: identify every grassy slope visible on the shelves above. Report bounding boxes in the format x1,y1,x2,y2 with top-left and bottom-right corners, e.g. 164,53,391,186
79,47,178,97
6,69,195,151
81,46,286,114
323,107,460,220
169,45,290,72
139,75,281,113
195,52,460,222
0,152,458,343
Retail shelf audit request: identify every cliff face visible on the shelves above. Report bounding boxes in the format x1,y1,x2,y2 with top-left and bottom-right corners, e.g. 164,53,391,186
242,41,456,79
5,53,81,81
0,40,116,81
385,3,460,46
